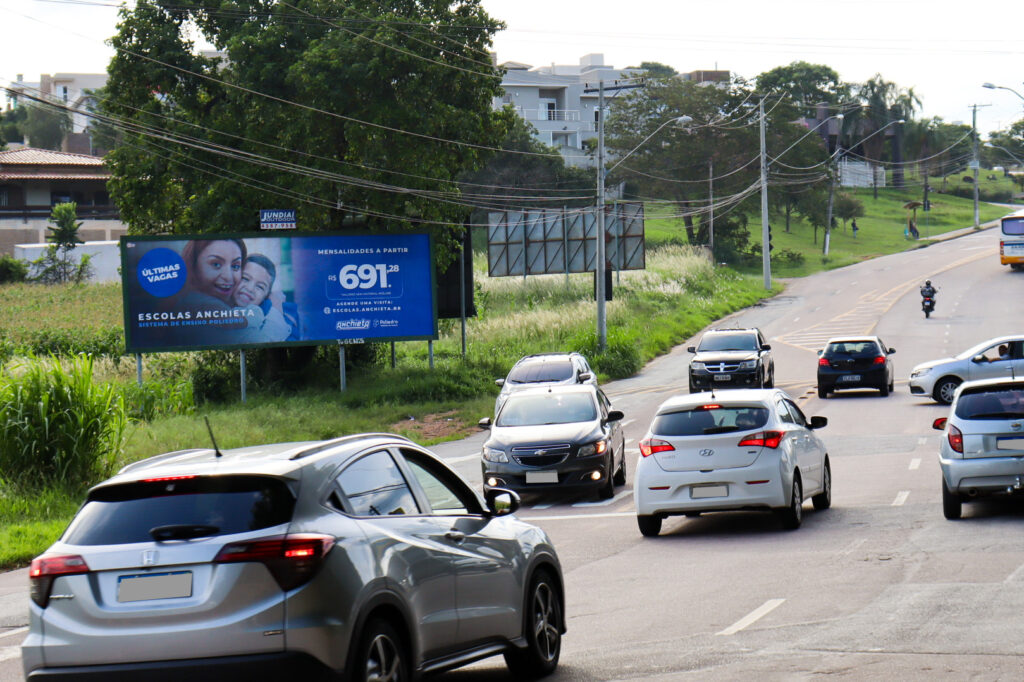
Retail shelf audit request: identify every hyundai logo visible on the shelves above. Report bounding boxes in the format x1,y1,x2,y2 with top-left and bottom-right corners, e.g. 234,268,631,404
699,448,715,457
141,550,158,566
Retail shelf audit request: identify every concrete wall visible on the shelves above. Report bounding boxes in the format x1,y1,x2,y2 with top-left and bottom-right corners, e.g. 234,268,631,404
14,240,121,283
0,221,127,256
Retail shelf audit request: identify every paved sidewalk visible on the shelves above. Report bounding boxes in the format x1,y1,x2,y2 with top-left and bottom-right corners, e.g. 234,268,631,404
0,568,27,629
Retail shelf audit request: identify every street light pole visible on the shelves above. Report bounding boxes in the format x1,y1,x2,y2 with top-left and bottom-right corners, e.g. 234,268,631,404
759,97,770,290
596,80,607,352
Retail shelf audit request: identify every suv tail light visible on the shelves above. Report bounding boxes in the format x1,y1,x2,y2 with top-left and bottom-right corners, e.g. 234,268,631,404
215,534,334,591
872,356,886,365
818,358,830,366
639,438,674,457
737,431,784,449
947,424,964,453
30,554,89,608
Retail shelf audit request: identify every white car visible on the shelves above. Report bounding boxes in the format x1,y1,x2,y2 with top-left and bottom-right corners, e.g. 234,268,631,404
908,336,1024,404
634,389,830,537
933,378,1024,519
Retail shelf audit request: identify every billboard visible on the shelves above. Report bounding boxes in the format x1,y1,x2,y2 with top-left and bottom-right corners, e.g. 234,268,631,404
121,232,436,353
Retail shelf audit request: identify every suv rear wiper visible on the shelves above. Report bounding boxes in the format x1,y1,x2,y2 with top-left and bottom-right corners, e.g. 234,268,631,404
149,524,220,542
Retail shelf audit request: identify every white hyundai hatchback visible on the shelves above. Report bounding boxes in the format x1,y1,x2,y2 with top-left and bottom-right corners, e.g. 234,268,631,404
634,389,831,537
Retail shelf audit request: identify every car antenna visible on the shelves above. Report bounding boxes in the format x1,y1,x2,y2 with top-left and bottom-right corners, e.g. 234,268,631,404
204,416,223,458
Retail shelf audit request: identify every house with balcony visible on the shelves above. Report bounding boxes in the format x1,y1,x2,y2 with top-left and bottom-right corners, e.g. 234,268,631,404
5,73,109,155
495,54,730,168
0,147,125,255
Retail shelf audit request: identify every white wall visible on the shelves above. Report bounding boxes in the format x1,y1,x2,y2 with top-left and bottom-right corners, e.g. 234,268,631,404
14,240,121,283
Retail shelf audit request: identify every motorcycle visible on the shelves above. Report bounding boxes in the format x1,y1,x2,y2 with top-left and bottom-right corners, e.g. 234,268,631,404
922,295,935,318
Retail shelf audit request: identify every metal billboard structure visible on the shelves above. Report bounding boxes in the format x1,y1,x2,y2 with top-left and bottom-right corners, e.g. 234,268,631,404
487,203,645,277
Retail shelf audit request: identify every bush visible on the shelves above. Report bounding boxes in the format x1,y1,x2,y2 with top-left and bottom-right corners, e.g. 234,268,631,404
570,328,642,380
0,256,28,283
0,355,126,489
119,377,195,421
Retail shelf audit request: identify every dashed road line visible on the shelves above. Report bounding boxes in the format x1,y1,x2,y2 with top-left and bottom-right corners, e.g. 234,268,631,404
527,511,634,521
716,599,786,636
572,489,632,508
445,453,479,464
892,491,910,506
0,646,21,663
909,458,921,470
0,627,27,641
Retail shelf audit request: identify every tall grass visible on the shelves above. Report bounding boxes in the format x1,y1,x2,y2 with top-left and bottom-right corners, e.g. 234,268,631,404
0,355,127,489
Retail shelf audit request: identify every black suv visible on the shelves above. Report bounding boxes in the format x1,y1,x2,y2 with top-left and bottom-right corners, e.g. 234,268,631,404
687,328,774,392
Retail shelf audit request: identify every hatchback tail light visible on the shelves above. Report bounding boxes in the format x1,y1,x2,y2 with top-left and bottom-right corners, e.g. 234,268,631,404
215,534,334,591
639,438,674,457
737,431,784,448
818,358,830,366
947,424,963,454
29,554,89,608
872,356,886,365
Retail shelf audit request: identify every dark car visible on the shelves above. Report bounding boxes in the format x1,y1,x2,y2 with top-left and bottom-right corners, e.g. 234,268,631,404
688,328,774,392
817,335,895,398
494,352,596,415
480,385,626,500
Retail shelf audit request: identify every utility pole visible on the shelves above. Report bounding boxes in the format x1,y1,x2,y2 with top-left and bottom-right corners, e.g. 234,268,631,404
596,80,607,352
823,162,836,255
969,104,990,229
708,158,714,255
759,97,771,290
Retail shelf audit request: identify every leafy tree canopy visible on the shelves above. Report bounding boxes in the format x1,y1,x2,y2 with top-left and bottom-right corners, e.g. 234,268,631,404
21,104,70,150
634,61,677,78
756,61,849,116
100,0,509,262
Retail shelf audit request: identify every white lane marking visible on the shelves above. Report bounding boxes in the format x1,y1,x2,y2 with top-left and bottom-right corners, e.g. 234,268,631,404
792,317,800,323
532,503,553,510
892,491,910,506
918,437,927,446
445,454,479,464
527,511,634,521
621,419,636,428
909,458,921,470
572,489,632,508
838,538,866,558
1004,563,1024,584
0,646,20,663
625,439,636,446
0,627,27,641
716,599,786,636
626,447,640,454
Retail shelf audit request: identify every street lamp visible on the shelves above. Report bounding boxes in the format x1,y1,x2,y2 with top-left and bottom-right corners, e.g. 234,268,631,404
983,82,1024,103
985,141,1024,167
596,113,692,351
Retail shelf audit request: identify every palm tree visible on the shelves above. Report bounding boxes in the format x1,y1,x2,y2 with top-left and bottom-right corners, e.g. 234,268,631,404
855,76,920,196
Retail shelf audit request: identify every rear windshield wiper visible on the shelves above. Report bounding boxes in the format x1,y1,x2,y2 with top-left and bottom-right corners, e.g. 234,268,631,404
149,524,221,542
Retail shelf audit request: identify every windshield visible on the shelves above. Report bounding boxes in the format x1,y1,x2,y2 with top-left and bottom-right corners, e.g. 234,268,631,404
497,392,597,426
955,388,1024,420
652,406,769,436
1001,216,1024,236
698,332,758,352
507,359,574,384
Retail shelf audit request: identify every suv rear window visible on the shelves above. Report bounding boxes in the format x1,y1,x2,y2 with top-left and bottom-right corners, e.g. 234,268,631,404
955,388,1024,420
824,341,880,357
698,332,759,352
62,476,295,546
508,359,574,383
652,406,769,436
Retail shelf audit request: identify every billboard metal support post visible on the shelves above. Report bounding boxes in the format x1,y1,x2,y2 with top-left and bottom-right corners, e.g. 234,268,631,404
391,341,396,368
135,353,143,388
339,344,346,391
459,245,467,358
239,350,246,403
428,340,434,369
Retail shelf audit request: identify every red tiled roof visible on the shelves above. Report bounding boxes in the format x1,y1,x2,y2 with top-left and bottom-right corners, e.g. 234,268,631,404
0,171,110,181
0,147,106,166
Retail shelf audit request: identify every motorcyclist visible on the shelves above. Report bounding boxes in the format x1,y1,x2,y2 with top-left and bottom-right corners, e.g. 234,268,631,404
920,280,936,298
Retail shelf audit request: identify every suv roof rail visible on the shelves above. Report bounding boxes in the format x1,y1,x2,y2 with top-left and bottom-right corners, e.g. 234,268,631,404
290,432,414,460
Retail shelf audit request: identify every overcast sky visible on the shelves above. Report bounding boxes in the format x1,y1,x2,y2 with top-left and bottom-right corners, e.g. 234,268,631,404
2,0,1023,144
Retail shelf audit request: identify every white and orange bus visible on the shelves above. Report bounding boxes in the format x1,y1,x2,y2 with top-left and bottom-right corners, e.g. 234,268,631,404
999,209,1024,270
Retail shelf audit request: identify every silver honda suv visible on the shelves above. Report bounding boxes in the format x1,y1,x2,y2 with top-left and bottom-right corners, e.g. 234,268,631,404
23,433,565,681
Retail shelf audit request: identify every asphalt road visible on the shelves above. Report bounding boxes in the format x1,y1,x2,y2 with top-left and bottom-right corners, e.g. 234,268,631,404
4,226,1022,680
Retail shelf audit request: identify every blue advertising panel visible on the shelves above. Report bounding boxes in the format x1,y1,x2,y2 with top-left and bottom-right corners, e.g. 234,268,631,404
121,232,436,353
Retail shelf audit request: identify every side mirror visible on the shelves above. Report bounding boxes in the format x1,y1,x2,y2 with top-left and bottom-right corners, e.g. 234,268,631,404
809,415,828,429
485,488,521,516
478,417,492,429
761,344,772,351
816,349,823,356
932,417,947,431
605,410,624,423
972,355,986,364
578,372,593,383
495,378,505,387
687,346,697,354
888,348,896,354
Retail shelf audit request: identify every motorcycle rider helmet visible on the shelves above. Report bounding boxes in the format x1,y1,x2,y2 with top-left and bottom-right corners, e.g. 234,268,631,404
925,280,931,286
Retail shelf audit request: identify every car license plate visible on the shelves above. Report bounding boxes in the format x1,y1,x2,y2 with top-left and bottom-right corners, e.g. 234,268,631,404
525,471,558,484
997,437,1024,450
691,484,728,499
117,571,193,603
713,374,731,382
839,374,861,382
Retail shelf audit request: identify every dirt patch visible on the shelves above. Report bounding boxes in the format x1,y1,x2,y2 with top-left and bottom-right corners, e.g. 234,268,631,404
390,410,467,441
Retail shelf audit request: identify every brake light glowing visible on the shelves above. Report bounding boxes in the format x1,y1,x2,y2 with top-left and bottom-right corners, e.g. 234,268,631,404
639,438,675,457
872,356,886,365
818,358,830,366
699,404,721,410
947,424,963,453
215,534,334,591
142,475,197,483
737,431,784,448
29,554,89,608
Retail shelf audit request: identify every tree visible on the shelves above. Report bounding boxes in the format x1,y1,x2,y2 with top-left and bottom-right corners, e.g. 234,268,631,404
32,202,93,284
21,103,71,150
100,0,507,264
834,192,864,230
635,62,677,78
854,75,920,194
756,62,849,118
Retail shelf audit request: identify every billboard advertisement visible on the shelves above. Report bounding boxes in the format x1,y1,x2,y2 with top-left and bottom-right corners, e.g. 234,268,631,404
121,232,436,353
